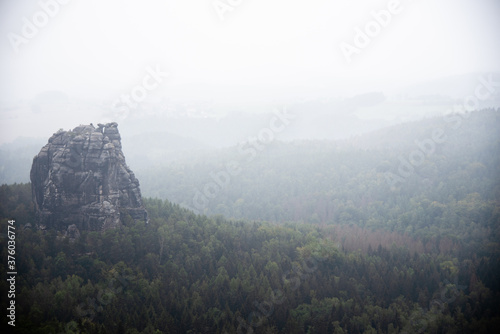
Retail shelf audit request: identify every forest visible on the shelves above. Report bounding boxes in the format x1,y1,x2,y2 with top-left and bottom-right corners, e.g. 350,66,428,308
137,110,500,245
1,109,499,333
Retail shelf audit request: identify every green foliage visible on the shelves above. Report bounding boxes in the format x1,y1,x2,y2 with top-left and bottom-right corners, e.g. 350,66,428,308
0,184,499,333
137,110,500,246
0,110,499,332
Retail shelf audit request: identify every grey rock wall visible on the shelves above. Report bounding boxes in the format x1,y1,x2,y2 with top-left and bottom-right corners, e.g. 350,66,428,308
30,122,148,231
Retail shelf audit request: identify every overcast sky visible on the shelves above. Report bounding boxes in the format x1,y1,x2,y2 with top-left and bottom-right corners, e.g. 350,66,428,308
0,0,499,143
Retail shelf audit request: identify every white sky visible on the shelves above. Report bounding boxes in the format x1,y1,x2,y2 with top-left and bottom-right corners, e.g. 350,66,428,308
0,0,499,142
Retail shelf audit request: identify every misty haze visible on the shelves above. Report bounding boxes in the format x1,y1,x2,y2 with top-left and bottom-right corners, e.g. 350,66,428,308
1,0,499,333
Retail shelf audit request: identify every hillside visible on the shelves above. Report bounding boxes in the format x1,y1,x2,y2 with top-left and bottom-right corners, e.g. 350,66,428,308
1,183,499,333
0,109,499,333
135,109,500,239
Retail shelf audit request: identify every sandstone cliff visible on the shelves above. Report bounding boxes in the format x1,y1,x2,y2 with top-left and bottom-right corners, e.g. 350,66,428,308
30,122,148,232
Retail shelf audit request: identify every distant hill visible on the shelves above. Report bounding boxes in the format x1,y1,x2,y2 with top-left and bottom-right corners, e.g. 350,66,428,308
0,137,45,184
134,109,500,239
351,108,500,152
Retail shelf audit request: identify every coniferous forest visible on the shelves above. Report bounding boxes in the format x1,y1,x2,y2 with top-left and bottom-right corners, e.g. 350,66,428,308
2,0,500,332
1,109,499,333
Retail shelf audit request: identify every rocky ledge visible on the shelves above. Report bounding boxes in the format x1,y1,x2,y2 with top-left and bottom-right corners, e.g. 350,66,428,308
30,122,148,232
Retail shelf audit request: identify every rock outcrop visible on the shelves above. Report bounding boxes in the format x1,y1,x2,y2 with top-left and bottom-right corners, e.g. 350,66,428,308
30,122,148,231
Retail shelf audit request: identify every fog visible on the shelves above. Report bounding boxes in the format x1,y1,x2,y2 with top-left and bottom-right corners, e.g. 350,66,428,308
1,0,500,145
2,3,500,331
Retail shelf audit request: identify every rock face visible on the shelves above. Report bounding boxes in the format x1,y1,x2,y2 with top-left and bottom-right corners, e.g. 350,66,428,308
30,122,148,231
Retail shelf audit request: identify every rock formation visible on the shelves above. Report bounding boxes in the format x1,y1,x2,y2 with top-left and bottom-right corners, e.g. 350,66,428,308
30,122,148,232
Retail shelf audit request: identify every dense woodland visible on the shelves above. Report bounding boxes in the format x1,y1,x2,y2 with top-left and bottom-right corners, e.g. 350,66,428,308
137,110,500,244
1,109,499,333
